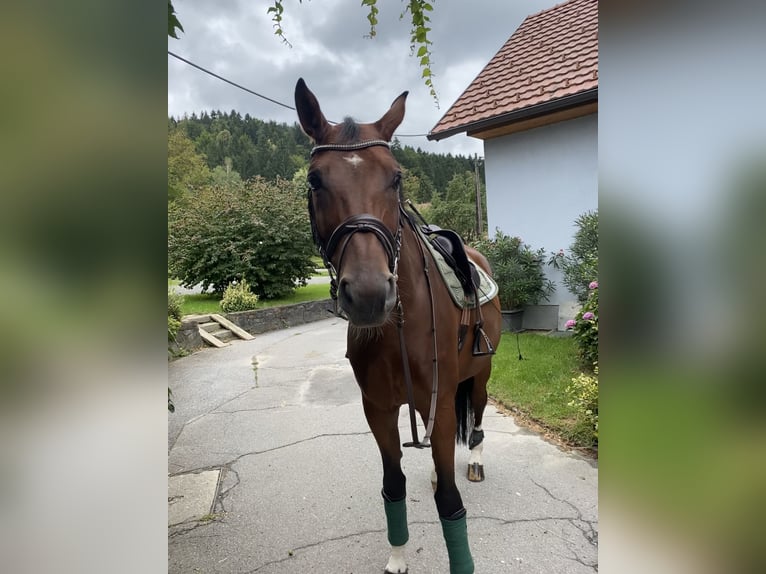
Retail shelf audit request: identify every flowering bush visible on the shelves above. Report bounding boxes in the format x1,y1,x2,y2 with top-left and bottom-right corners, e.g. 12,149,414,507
567,365,598,442
566,280,598,369
548,210,598,303
220,279,260,313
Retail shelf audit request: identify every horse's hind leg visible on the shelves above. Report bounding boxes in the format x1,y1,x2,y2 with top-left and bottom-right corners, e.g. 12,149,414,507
467,365,490,482
363,400,408,574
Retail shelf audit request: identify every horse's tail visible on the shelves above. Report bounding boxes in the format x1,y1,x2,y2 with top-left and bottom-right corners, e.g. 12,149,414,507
455,378,475,446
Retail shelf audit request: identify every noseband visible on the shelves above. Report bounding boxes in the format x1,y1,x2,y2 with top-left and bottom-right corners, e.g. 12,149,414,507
307,140,403,304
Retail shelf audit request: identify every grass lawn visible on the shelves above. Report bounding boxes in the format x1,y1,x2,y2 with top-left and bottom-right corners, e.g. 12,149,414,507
488,332,595,450
180,282,330,316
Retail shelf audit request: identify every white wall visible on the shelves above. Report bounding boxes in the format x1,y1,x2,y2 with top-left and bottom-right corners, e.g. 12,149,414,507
484,113,597,327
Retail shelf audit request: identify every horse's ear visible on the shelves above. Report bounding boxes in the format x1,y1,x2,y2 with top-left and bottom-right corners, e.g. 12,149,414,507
295,78,330,142
375,91,408,141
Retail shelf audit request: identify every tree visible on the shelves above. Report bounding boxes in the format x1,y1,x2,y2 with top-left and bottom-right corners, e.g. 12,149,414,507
423,171,486,241
210,162,244,190
167,129,211,200
170,111,479,186
168,0,440,102
168,177,316,298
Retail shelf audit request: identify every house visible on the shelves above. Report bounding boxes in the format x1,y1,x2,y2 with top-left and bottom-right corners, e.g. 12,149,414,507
428,0,597,330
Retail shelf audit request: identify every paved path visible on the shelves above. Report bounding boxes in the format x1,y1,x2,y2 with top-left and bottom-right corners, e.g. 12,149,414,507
168,318,598,573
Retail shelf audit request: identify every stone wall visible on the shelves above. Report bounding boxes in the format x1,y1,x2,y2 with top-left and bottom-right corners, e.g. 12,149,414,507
225,299,334,334
171,299,335,355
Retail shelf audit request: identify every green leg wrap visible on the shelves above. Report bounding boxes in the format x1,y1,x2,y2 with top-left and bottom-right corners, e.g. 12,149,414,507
383,496,409,547
440,512,474,574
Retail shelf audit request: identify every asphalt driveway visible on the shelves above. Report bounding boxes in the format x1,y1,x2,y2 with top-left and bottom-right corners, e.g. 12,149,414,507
168,318,597,573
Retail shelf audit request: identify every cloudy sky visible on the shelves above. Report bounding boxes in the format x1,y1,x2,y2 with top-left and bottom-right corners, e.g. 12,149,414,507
168,0,556,157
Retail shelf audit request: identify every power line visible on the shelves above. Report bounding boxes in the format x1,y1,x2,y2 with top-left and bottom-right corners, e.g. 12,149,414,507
169,50,295,111
168,50,429,138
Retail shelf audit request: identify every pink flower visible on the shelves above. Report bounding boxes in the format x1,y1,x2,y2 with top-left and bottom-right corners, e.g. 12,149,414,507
589,281,598,290
565,319,576,329
582,312,595,321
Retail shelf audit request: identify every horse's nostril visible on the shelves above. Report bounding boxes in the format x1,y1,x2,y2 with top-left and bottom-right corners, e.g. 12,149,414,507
339,278,352,305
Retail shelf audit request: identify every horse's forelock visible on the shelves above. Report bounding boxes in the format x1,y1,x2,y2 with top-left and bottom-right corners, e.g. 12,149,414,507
337,117,361,144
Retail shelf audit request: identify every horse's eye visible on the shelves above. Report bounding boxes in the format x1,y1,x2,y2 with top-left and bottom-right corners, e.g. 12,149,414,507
307,171,322,191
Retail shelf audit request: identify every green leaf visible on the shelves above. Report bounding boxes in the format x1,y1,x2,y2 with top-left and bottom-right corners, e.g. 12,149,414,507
168,1,184,39
416,45,427,57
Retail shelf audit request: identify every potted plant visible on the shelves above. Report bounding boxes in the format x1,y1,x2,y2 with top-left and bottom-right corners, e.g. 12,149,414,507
473,230,555,332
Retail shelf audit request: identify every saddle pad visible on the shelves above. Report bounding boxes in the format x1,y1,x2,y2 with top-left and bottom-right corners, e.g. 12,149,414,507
415,227,498,309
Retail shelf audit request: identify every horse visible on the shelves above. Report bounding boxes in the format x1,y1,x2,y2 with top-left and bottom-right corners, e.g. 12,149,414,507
295,78,502,574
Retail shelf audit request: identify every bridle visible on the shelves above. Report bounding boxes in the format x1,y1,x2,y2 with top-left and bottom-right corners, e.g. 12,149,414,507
307,140,403,306
307,139,437,449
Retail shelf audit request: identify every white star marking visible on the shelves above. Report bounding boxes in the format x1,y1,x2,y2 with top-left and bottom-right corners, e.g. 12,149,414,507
343,153,364,168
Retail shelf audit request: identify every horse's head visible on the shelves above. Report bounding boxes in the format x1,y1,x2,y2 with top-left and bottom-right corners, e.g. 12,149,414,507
295,78,408,327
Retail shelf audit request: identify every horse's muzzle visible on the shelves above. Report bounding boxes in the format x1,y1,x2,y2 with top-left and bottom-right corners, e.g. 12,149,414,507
338,272,397,327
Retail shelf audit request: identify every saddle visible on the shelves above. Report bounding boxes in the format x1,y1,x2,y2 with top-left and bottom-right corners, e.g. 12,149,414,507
414,220,495,357
421,225,481,298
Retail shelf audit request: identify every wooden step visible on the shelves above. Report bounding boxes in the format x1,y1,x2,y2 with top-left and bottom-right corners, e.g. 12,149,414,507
210,329,236,343
210,314,255,340
198,327,228,348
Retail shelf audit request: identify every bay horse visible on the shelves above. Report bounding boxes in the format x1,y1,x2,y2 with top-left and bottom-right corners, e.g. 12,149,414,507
295,78,501,574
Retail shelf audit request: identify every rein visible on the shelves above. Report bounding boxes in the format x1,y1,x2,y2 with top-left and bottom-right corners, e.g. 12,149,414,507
308,139,437,449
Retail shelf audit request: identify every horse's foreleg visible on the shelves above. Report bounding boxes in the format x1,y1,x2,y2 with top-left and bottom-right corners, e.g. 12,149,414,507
432,410,475,574
467,366,490,482
363,400,408,574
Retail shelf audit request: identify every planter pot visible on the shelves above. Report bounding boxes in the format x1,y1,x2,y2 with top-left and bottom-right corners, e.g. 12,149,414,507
501,308,524,333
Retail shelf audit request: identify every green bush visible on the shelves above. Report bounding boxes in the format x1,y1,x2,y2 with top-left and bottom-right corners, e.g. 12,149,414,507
220,279,260,313
168,289,183,342
567,366,598,443
549,210,598,303
472,230,554,310
168,176,316,299
566,281,599,368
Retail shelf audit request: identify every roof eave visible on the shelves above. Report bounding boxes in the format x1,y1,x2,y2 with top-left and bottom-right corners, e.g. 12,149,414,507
427,88,598,141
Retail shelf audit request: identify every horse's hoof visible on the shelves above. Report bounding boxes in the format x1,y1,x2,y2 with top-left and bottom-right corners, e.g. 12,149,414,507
467,463,485,482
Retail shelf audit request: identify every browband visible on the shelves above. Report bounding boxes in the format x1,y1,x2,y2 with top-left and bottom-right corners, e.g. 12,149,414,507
310,140,390,157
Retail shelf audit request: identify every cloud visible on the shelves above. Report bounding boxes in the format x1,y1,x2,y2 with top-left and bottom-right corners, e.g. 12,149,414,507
168,0,557,156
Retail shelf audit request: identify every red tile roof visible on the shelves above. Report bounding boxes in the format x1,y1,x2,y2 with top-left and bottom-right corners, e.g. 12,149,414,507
429,0,598,140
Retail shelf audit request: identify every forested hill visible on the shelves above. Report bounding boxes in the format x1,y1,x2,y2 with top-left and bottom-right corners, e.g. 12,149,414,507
169,111,481,200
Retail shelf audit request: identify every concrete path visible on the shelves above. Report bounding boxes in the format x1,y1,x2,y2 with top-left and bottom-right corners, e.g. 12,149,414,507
168,318,598,573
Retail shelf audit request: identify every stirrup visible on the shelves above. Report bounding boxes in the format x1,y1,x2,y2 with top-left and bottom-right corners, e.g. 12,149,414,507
472,323,495,356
